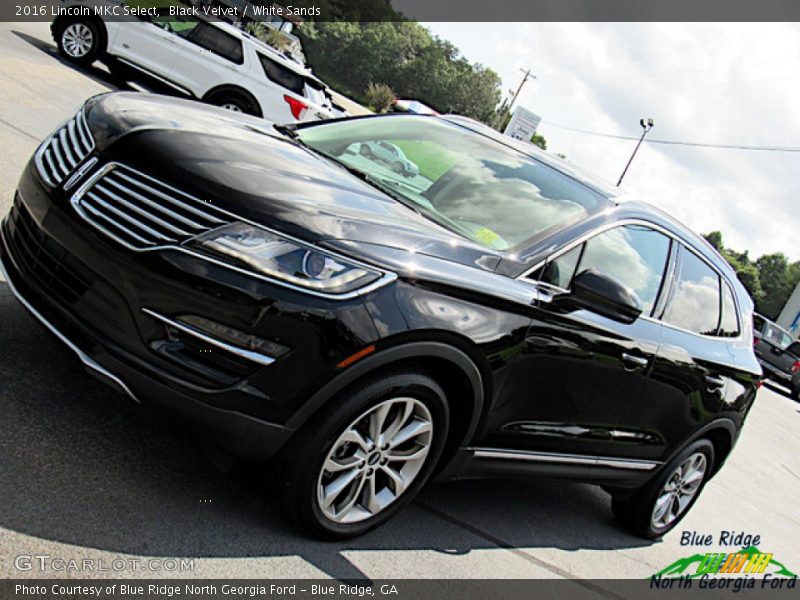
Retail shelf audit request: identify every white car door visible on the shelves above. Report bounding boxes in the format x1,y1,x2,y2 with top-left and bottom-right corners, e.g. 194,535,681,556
165,22,246,97
109,17,186,80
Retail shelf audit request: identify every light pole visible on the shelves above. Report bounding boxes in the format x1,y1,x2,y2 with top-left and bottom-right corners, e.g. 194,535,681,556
617,118,654,186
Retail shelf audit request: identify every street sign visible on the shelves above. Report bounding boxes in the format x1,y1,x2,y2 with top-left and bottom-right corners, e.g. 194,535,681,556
504,106,542,142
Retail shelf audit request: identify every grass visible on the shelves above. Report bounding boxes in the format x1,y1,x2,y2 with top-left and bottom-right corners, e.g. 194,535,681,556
390,140,459,181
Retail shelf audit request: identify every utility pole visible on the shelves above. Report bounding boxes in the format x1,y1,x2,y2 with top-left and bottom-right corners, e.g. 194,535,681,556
508,68,536,113
494,68,535,130
617,118,654,186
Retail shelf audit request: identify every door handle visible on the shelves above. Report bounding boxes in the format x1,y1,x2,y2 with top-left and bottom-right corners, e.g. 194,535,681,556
621,353,649,371
705,375,725,390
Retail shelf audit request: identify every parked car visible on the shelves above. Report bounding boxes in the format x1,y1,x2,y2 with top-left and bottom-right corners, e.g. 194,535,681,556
1,93,761,540
753,313,800,398
359,141,420,178
51,2,338,121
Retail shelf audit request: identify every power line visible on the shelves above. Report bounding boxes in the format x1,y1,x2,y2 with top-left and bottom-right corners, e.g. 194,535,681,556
545,122,800,153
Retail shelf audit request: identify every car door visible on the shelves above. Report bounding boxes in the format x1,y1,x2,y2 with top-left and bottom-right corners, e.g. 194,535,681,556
167,22,246,96
615,244,742,462
479,223,673,469
109,15,187,78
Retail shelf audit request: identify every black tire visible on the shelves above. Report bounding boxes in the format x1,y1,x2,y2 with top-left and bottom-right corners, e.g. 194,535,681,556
206,91,261,117
279,370,449,540
56,19,103,66
791,385,799,401
611,439,715,539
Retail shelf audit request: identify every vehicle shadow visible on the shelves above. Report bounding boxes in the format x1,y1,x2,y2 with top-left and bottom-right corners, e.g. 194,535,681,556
763,380,796,401
0,282,653,579
10,30,174,97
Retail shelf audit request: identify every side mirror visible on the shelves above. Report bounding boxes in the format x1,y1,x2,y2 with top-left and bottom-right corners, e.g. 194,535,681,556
554,268,643,324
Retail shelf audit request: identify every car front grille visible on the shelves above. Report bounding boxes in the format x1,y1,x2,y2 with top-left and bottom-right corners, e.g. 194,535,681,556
71,163,228,251
35,109,95,187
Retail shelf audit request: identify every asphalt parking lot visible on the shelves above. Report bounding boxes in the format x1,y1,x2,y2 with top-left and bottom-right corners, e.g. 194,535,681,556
0,21,799,583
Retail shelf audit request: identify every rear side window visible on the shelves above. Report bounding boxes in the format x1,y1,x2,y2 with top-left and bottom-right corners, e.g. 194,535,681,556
719,281,740,337
259,54,304,95
663,248,720,335
763,323,793,349
188,23,244,64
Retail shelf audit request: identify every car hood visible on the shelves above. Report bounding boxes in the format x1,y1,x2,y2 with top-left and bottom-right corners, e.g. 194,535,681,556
85,93,501,272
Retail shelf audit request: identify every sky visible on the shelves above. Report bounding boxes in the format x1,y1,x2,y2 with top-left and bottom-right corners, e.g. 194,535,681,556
424,22,800,261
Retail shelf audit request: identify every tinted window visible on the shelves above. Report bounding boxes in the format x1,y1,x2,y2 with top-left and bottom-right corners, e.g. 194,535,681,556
259,54,304,95
763,323,793,349
539,244,582,289
188,23,243,64
537,225,670,315
753,314,765,334
719,281,740,337
663,249,720,335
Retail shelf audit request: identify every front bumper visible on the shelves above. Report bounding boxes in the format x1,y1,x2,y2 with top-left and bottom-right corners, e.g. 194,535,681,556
1,162,381,460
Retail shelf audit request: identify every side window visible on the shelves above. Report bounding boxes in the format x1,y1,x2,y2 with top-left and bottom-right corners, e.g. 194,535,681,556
538,244,582,290
719,281,740,337
259,55,304,95
663,248,720,335
535,224,671,315
187,23,244,64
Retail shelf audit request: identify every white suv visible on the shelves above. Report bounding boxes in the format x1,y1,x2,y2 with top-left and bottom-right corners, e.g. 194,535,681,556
51,2,340,122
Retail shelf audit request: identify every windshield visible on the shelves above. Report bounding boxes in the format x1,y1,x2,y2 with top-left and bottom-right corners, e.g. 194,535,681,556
295,116,610,251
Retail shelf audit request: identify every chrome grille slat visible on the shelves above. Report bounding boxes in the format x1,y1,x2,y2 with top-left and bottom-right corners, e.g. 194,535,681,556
81,200,158,246
59,129,78,168
93,183,192,236
102,176,206,231
35,109,95,186
49,137,71,177
72,163,230,251
76,112,93,154
112,171,226,225
85,192,175,242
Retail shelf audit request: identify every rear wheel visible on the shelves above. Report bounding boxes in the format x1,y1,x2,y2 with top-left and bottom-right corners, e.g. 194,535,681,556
612,439,714,539
791,384,799,401
56,20,102,66
279,371,449,539
206,91,261,117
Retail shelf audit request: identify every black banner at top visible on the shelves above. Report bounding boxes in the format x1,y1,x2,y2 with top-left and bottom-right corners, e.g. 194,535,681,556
3,0,800,22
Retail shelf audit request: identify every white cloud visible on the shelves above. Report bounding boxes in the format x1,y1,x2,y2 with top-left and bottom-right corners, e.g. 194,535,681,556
425,22,800,260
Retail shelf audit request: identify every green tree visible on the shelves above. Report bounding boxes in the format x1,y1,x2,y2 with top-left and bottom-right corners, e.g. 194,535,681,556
531,133,547,150
298,22,502,124
756,253,793,319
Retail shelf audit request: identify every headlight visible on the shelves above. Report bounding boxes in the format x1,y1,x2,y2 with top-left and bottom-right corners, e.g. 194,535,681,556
188,223,383,295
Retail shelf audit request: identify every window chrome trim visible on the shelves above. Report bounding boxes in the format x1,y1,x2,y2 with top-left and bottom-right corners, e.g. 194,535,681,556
470,447,661,471
142,308,276,366
0,251,139,404
71,162,398,300
518,218,744,342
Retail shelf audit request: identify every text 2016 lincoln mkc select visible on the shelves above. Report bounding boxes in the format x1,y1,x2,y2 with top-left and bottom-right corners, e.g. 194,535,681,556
1,93,760,539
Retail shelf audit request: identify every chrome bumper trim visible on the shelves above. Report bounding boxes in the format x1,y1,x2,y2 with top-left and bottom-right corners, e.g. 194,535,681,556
470,447,660,471
141,308,276,366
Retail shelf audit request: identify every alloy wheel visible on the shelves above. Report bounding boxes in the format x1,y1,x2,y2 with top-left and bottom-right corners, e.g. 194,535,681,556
651,452,707,529
316,397,433,524
62,24,94,58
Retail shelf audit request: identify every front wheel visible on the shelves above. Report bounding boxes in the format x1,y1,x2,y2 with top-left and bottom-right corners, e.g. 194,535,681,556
612,439,714,539
56,20,102,66
280,371,449,539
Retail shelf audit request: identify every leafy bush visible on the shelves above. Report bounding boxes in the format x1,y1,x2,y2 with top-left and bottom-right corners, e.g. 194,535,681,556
364,82,396,113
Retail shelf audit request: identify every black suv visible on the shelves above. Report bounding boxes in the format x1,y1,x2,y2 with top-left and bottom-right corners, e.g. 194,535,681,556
0,93,760,540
